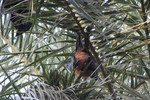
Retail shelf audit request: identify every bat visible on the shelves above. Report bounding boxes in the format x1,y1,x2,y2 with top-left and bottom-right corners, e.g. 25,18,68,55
69,32,98,79
2,0,32,36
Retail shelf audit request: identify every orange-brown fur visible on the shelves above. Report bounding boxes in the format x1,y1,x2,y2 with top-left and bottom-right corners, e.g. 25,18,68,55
73,47,94,77
69,33,98,79
75,69,93,78
74,48,89,69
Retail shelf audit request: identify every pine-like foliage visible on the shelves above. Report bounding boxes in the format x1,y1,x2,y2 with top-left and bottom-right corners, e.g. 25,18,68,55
0,0,150,100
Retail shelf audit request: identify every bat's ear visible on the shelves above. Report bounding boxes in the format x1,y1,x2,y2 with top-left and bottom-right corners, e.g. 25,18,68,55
84,31,90,50
76,33,83,51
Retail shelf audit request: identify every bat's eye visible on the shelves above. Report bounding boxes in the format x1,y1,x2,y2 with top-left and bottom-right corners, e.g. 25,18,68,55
81,47,88,52
80,48,84,51
82,49,85,51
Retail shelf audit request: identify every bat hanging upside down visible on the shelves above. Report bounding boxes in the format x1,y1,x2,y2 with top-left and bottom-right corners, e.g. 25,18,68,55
2,0,32,36
68,32,98,79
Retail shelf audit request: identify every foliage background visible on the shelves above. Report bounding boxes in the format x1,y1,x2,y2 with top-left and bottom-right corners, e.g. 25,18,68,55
0,0,150,100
